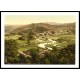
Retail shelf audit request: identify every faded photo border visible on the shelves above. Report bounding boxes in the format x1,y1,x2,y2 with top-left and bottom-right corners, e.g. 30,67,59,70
0,11,79,69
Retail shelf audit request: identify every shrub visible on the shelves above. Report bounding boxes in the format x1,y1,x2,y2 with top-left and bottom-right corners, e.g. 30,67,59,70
5,39,19,64
58,44,75,64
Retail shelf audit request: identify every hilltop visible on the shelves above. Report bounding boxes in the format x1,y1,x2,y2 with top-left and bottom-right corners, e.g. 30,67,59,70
5,22,75,35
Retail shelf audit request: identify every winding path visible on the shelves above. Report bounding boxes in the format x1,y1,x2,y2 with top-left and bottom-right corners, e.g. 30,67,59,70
19,51,27,56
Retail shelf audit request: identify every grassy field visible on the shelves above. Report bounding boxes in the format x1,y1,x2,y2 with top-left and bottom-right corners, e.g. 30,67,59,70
5,34,75,52
5,35,21,40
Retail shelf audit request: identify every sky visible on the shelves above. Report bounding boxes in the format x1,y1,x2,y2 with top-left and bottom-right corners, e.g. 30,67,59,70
5,15,76,25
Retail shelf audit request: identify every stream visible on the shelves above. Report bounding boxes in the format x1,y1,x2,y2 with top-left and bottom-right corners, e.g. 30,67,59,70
38,39,58,50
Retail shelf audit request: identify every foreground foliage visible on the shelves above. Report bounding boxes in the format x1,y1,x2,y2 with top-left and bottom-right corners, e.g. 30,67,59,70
5,39,75,64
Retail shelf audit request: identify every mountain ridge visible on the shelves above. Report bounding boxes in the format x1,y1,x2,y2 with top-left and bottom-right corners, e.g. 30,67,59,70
5,22,75,35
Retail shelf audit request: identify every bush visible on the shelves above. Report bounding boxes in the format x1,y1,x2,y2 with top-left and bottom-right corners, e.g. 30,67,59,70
58,44,75,64
28,47,39,63
5,39,19,64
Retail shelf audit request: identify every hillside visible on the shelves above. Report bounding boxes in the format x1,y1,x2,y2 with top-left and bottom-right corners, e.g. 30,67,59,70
5,25,23,33
5,22,75,35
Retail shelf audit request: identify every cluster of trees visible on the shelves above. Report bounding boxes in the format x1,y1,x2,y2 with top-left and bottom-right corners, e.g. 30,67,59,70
5,39,19,64
58,44,75,64
18,29,35,45
5,39,75,64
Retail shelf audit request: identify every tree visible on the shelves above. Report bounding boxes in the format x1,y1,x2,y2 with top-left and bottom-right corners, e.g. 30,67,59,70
18,54,27,64
51,31,55,34
29,48,38,63
27,29,34,45
5,39,19,64
38,50,52,64
58,44,75,64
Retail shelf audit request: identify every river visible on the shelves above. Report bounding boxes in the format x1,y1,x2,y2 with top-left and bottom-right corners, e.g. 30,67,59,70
38,39,57,50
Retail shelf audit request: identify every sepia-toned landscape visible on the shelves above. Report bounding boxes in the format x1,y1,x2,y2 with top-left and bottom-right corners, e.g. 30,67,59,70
5,15,75,64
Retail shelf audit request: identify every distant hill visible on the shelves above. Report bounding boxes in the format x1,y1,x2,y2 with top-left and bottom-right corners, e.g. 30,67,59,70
45,22,62,25
10,23,52,34
5,25,23,33
5,22,75,35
